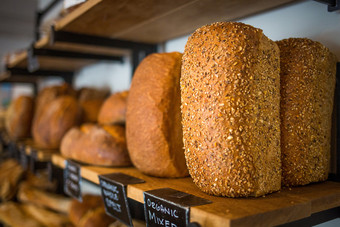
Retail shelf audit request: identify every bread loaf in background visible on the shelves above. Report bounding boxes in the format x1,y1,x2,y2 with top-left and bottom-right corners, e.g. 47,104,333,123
69,194,115,227
277,38,337,186
34,83,76,118
5,96,34,140
77,87,110,123
98,91,128,125
126,52,188,178
61,124,131,166
32,95,81,149
181,22,281,197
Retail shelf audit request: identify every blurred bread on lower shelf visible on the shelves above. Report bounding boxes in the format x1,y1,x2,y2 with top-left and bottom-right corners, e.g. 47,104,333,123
69,194,115,227
5,95,34,140
0,202,44,227
61,124,131,166
17,182,72,214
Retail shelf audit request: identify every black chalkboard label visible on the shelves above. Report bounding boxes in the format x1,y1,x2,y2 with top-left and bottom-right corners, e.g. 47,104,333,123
19,145,28,170
144,188,212,227
99,173,145,226
64,160,82,201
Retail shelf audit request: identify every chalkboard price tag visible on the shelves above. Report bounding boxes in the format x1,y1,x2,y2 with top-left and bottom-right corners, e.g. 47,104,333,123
99,173,145,226
144,188,212,227
64,160,82,201
19,145,29,170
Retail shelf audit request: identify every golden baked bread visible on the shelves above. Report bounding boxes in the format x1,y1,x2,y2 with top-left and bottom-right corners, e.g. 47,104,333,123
69,194,115,227
126,52,188,178
77,87,110,123
77,87,110,102
98,91,129,125
34,83,76,118
181,22,281,197
5,96,34,140
277,38,337,186
61,124,131,166
0,202,44,227
32,95,81,149
80,99,105,123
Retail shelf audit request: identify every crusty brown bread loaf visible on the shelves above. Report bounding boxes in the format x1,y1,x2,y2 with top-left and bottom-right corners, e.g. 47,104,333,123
34,83,76,118
69,194,115,227
98,91,129,125
181,22,281,197
61,124,131,166
126,52,189,178
32,95,81,149
5,96,34,140
80,99,105,123
77,87,110,102
77,87,110,123
277,38,337,186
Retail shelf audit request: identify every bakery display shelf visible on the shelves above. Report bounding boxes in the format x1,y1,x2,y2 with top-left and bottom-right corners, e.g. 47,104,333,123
52,153,340,227
54,0,300,44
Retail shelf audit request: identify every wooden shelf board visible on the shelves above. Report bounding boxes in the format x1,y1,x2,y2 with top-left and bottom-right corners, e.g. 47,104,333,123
54,0,299,43
35,34,130,57
52,154,340,226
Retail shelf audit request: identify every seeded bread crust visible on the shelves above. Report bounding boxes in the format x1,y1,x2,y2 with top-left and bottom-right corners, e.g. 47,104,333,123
277,38,337,186
181,22,281,197
126,52,189,178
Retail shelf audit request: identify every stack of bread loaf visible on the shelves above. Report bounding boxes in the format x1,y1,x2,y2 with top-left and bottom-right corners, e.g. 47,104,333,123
180,21,337,197
61,91,131,166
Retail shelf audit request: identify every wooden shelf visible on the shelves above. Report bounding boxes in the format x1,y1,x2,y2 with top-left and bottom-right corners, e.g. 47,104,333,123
52,154,340,227
54,0,299,43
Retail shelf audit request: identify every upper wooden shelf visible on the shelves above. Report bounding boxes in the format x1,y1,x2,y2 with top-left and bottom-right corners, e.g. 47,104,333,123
54,0,299,43
52,154,340,227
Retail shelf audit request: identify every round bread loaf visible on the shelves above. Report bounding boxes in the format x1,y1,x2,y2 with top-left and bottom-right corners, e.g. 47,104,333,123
32,95,81,149
98,91,128,125
181,22,281,197
61,124,131,166
277,38,337,186
126,52,188,178
34,83,76,118
5,96,34,140
80,99,105,123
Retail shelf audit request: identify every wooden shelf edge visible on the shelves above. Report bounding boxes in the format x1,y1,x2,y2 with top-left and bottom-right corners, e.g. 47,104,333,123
50,154,340,226
54,0,103,32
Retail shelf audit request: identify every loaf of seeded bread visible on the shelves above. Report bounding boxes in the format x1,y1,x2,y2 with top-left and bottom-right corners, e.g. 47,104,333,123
181,22,281,197
5,96,34,140
61,124,131,166
277,38,337,186
98,91,129,125
126,52,188,178
32,95,81,149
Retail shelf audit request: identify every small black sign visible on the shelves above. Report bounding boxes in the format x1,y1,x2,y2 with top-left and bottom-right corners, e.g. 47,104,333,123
19,145,29,170
144,188,212,227
99,173,145,226
64,160,82,201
